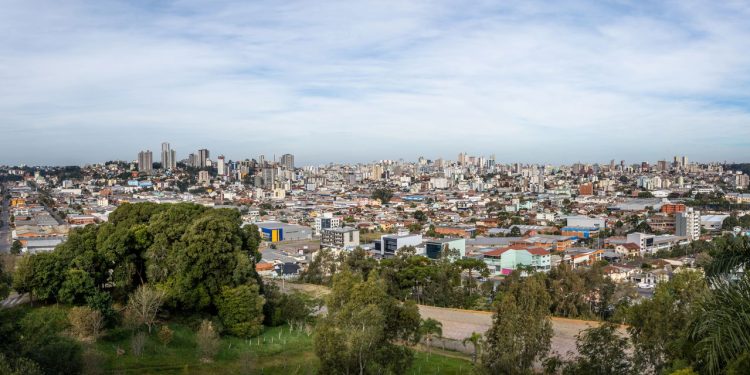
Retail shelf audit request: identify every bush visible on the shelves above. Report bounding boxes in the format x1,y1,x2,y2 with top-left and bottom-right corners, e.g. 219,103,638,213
196,320,220,361
158,325,174,347
131,331,147,357
68,306,104,341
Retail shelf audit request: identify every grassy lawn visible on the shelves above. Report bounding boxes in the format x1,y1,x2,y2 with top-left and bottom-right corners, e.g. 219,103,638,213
94,322,471,374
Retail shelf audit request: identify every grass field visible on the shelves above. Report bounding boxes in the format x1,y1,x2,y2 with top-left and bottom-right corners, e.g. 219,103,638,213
94,322,471,374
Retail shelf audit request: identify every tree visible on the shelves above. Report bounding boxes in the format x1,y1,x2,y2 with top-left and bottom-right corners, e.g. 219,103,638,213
626,270,706,373
58,269,97,305
482,274,553,374
690,276,750,374
10,240,22,255
0,256,9,300
562,322,633,375
419,318,442,355
371,188,393,205
509,226,522,237
125,284,165,333
463,332,483,365
196,320,220,362
68,306,104,341
217,283,265,338
413,210,427,223
314,270,421,375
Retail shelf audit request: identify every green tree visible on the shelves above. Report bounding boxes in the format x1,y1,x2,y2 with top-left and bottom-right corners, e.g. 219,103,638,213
419,318,442,355
690,276,750,374
58,269,97,305
0,256,10,300
217,283,265,338
563,322,634,375
626,270,706,373
10,240,22,255
463,332,483,365
314,270,421,375
371,188,393,205
413,210,427,223
509,226,522,236
482,274,553,374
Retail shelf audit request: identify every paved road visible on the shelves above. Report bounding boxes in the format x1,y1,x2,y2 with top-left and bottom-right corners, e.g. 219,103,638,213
272,280,621,358
0,292,29,309
0,186,10,253
418,305,609,357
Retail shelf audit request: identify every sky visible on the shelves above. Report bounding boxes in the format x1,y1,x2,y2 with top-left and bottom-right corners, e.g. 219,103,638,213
1,0,749,166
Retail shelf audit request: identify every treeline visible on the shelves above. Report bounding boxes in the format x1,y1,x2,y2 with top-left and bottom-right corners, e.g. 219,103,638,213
301,246,636,321
315,236,750,374
1,202,313,374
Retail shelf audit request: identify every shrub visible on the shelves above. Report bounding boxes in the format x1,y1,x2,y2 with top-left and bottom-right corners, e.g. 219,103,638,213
196,320,220,361
68,306,104,341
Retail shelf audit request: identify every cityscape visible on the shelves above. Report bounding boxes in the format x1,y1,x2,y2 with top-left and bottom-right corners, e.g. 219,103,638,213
2,0,750,374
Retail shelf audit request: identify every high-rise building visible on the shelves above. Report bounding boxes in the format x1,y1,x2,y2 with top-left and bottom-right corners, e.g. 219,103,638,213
675,208,701,241
258,154,265,166
262,167,277,189
681,156,688,168
217,155,226,176
161,142,176,170
280,154,295,170
137,150,153,173
198,149,210,168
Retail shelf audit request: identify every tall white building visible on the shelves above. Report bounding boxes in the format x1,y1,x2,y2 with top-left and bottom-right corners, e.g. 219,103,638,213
161,142,176,170
676,208,701,241
217,155,226,176
137,150,153,173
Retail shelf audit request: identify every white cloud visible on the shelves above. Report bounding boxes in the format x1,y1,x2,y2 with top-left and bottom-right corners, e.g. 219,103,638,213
0,0,749,165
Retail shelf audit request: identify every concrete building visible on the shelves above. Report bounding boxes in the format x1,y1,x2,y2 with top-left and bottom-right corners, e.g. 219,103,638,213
377,231,423,256
217,155,226,176
314,212,341,235
482,245,551,275
198,149,210,168
281,154,295,170
675,208,701,241
421,238,466,259
256,222,313,242
321,227,360,250
198,170,210,183
137,150,153,173
161,142,176,170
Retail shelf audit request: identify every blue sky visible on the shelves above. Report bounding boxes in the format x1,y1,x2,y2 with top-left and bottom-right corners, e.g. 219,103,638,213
1,0,749,166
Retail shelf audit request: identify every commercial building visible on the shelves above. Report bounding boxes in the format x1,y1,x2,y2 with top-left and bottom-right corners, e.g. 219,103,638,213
256,222,312,242
578,183,594,196
377,231,423,256
321,227,360,250
660,203,686,214
421,238,466,259
314,212,341,235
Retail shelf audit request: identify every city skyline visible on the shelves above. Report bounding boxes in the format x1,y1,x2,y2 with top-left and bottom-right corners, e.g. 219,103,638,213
2,0,750,165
